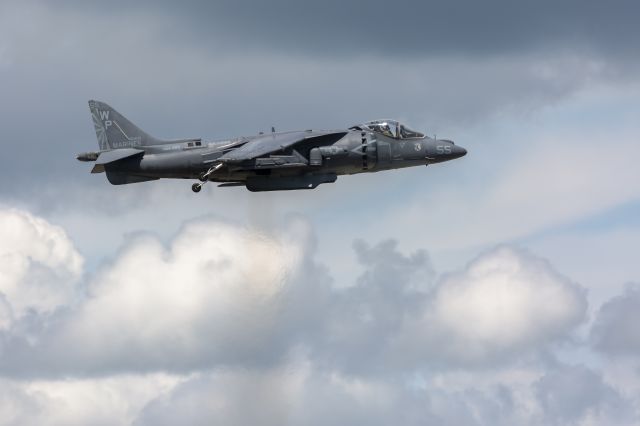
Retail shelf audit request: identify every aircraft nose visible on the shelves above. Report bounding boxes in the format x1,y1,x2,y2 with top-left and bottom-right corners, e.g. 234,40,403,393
452,145,467,158
426,139,467,162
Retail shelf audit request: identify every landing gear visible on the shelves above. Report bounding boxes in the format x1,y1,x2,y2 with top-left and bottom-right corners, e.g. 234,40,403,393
191,162,223,194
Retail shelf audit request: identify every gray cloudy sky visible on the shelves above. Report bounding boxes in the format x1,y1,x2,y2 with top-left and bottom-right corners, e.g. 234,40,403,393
1,0,639,424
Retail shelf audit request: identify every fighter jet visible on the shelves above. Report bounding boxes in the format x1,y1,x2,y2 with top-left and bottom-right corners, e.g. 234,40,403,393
76,100,467,192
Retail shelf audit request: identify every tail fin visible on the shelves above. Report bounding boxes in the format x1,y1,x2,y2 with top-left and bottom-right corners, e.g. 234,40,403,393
89,100,163,150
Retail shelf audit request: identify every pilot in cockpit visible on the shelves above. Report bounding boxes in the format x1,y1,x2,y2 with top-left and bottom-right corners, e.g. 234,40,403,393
359,120,424,140
379,122,394,138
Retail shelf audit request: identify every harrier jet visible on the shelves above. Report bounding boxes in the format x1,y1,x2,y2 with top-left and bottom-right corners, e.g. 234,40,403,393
77,101,466,192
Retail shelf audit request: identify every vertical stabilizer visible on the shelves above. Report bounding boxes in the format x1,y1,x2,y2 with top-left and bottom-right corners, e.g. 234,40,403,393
89,100,163,150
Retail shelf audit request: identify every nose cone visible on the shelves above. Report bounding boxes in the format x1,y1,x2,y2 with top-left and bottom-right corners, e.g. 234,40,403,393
425,139,467,163
452,144,467,159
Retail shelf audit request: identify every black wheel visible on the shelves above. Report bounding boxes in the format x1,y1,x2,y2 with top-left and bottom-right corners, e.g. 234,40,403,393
192,183,202,193
198,172,208,182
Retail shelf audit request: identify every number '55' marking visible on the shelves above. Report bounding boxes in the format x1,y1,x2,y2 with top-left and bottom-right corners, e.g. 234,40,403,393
436,145,452,154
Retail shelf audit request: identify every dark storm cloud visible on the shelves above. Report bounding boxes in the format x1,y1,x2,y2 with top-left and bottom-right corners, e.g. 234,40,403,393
62,0,640,57
1,0,638,200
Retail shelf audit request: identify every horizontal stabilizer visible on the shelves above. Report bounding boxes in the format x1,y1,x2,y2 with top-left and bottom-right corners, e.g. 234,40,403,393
96,148,144,165
91,149,144,173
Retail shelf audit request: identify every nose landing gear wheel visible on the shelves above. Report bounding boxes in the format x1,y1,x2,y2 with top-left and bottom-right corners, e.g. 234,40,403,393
192,183,202,193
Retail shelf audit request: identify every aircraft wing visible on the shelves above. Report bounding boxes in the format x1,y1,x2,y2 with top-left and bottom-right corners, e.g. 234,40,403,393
218,130,347,164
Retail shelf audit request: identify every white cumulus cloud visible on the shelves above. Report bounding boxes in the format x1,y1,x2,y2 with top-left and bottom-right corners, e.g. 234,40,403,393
0,208,83,330
0,374,181,426
409,247,588,363
47,218,313,373
0,207,631,426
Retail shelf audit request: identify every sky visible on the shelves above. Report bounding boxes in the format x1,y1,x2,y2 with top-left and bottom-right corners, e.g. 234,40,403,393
0,0,639,424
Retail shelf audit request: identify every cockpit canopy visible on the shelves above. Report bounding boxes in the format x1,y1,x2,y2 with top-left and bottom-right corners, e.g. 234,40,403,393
358,120,425,139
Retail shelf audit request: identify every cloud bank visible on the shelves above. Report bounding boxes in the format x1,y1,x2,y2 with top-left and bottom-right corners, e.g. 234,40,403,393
0,208,636,424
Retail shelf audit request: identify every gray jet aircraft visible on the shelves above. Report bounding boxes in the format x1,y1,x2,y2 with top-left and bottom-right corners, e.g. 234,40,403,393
77,100,467,192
